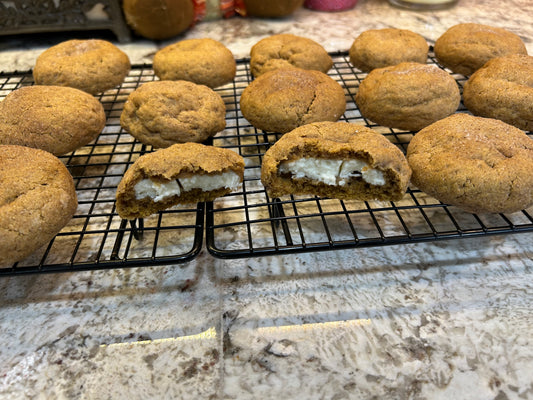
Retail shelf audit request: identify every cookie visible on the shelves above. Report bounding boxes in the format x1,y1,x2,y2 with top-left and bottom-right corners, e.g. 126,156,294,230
240,68,346,133
261,121,412,200
120,80,226,148
0,85,106,156
355,62,460,131
153,38,236,88
122,0,194,40
463,54,533,132
406,113,533,214
250,34,332,77
33,39,131,95
434,23,527,76
115,143,245,220
0,145,78,266
349,28,429,72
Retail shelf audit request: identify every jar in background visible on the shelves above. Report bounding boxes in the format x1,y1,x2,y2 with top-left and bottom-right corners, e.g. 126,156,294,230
304,0,358,12
388,0,458,10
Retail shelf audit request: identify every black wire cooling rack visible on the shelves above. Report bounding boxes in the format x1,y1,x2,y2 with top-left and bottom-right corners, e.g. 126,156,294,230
1,51,532,275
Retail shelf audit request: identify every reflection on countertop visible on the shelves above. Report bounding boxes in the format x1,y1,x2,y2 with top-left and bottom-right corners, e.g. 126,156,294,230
1,0,533,398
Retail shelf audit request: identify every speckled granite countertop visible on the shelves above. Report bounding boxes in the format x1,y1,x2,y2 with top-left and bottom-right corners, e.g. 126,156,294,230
1,0,533,399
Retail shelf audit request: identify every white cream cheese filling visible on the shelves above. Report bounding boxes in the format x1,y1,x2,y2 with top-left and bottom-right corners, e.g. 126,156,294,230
279,158,386,186
134,171,241,202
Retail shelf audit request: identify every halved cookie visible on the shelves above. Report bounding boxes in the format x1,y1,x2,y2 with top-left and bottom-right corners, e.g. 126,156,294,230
116,143,245,219
261,121,411,200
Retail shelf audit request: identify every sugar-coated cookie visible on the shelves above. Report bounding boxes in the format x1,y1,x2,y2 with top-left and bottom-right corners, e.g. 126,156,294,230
463,54,533,132
406,113,533,214
116,143,245,219
261,121,412,200
0,145,78,265
349,28,429,72
153,38,236,88
0,85,106,156
240,68,346,133
33,39,131,95
120,80,226,148
250,34,332,77
434,23,527,76
355,62,460,131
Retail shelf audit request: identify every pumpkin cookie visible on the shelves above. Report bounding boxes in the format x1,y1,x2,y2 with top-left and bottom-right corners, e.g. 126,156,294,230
153,38,236,88
240,68,346,133
33,39,131,95
261,121,411,200
120,80,226,148
0,145,78,266
434,23,527,76
406,113,533,214
355,62,460,131
0,85,106,156
250,34,332,77
349,28,429,72
115,143,245,219
463,54,533,132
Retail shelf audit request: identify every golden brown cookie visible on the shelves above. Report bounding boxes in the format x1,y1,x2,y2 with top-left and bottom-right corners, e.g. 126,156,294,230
0,145,78,266
406,113,533,214
463,54,533,132
355,62,460,131
120,80,226,148
153,38,236,88
261,121,412,200
0,85,106,156
240,68,346,133
434,23,527,76
349,28,429,72
115,143,245,219
33,39,131,95
250,34,332,77
122,0,194,40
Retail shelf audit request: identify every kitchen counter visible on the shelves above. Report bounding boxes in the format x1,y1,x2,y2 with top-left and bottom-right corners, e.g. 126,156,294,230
1,0,532,399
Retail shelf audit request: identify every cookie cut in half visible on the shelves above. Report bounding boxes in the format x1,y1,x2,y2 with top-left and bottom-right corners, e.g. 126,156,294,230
116,143,245,220
261,121,412,200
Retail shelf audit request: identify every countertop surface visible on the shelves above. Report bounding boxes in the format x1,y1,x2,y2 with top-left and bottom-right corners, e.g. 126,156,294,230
1,0,533,399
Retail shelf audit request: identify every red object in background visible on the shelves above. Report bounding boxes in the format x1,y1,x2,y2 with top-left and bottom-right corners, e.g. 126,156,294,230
304,0,357,11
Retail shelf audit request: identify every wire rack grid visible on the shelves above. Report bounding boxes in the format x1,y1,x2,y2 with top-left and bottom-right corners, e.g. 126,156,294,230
0,51,532,275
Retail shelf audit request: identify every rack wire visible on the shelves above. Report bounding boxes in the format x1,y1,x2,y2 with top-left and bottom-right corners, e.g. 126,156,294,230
0,67,204,275
205,51,533,257
1,51,532,274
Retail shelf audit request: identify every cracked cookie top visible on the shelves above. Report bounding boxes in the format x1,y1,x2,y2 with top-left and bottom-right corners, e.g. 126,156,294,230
153,38,236,88
120,80,226,148
33,39,131,95
240,68,346,134
0,145,77,265
250,34,332,78
406,113,533,214
0,85,106,156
